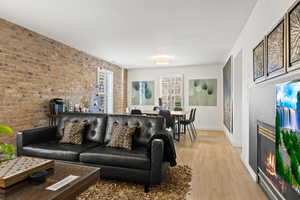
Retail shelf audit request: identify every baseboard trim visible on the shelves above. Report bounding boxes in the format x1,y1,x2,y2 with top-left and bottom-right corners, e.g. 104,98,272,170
240,154,257,182
223,127,242,147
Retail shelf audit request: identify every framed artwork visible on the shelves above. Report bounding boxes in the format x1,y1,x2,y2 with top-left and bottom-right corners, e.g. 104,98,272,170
266,19,286,78
287,0,300,71
253,40,266,83
188,79,217,106
223,57,233,133
131,81,155,105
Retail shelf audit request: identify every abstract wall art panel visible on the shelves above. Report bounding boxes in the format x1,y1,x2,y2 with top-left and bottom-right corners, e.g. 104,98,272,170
188,79,217,106
131,81,155,106
289,2,300,65
223,57,233,133
267,20,285,77
253,40,265,82
287,1,300,72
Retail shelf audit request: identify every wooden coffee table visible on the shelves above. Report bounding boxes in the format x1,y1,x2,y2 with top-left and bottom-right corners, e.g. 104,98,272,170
0,161,100,200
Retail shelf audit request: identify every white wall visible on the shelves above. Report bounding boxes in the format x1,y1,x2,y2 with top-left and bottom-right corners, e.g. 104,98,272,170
231,50,243,147
127,65,223,131
226,0,297,180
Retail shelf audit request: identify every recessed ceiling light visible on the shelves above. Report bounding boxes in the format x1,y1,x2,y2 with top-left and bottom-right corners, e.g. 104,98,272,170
153,55,174,65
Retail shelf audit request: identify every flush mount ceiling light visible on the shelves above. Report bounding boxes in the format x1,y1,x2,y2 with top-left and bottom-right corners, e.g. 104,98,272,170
153,55,174,65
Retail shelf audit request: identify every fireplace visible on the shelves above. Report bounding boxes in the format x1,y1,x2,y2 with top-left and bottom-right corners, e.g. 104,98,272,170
257,121,299,200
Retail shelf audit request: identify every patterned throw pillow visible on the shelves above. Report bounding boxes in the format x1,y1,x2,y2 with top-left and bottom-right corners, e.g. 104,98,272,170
60,120,86,144
107,123,136,150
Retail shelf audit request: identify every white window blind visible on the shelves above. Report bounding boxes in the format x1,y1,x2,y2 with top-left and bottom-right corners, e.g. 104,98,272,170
96,67,113,113
159,74,184,110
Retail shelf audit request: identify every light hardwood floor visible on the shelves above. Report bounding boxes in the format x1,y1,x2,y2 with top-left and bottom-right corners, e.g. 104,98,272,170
176,130,267,200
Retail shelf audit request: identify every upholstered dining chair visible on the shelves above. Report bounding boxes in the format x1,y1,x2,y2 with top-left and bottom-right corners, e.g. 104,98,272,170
191,108,197,138
159,110,176,139
130,109,142,115
179,108,196,142
174,107,183,111
153,106,160,111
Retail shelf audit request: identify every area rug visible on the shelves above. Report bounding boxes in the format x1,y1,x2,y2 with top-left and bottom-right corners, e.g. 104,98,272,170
77,165,192,200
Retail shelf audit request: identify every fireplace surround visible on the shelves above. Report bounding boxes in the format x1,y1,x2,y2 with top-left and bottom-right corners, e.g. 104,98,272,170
257,121,299,200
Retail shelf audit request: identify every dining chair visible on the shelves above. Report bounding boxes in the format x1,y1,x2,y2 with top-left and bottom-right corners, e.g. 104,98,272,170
159,110,176,140
174,107,183,111
153,106,160,111
131,109,142,115
173,107,183,140
179,108,195,142
191,108,197,138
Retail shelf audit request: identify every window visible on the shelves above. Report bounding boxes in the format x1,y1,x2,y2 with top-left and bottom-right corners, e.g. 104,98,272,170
159,74,183,110
94,67,113,113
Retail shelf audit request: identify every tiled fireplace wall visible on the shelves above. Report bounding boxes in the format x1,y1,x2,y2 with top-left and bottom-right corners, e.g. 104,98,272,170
0,18,128,144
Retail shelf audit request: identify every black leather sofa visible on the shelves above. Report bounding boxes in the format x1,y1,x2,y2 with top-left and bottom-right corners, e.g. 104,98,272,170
16,113,171,191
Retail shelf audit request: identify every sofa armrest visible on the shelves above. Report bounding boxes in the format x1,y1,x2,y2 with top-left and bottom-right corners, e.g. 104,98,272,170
16,127,57,156
149,138,164,185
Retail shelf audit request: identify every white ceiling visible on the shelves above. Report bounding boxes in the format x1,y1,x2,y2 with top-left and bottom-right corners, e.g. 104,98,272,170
0,0,257,68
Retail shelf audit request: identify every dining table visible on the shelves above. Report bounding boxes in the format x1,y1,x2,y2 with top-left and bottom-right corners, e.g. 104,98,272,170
142,110,188,141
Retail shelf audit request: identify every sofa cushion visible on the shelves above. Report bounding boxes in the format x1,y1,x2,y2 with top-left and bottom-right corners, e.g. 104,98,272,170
60,120,87,144
22,141,99,161
57,113,107,144
80,146,150,170
107,123,136,150
86,118,107,143
105,115,164,148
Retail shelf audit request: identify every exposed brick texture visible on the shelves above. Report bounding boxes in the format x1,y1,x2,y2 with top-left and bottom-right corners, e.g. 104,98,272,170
0,18,127,144
121,69,128,111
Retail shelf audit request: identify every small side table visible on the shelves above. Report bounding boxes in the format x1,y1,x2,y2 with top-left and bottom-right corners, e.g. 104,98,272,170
47,114,61,127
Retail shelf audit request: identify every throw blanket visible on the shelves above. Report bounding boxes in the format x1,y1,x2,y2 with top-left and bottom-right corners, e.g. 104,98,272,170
147,130,177,166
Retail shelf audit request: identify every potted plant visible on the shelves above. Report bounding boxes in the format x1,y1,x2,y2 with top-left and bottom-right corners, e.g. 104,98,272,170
0,125,16,162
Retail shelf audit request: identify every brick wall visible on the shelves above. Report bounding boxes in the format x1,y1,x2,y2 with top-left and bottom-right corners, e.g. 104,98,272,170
121,69,128,112
0,18,127,144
